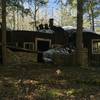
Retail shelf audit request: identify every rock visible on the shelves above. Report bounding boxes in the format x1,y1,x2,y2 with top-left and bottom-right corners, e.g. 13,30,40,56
56,69,62,75
90,95,95,100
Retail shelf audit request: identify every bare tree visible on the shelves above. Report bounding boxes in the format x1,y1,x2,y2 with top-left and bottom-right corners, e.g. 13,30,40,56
28,0,48,30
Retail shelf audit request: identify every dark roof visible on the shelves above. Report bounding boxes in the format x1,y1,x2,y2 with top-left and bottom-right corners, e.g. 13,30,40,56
51,26,65,33
64,29,100,37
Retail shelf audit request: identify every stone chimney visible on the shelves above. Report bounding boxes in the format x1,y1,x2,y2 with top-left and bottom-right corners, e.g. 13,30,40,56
49,18,54,28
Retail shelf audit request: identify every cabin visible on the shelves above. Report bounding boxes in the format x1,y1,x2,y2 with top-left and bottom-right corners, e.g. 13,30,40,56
0,19,66,53
0,19,100,65
0,19,66,63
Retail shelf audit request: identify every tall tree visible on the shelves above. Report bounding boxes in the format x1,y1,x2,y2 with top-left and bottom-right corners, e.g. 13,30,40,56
55,0,77,26
6,0,26,30
55,0,99,31
1,0,7,65
76,0,84,65
84,0,100,31
89,0,95,31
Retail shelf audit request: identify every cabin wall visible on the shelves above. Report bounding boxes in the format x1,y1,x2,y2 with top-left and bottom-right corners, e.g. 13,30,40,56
5,30,65,51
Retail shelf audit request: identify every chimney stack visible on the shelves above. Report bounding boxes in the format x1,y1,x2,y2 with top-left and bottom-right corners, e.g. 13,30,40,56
49,18,54,28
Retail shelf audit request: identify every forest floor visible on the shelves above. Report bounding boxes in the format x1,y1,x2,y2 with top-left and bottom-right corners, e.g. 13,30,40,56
0,63,100,100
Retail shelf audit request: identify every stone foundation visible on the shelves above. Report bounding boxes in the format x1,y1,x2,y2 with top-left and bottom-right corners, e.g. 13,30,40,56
6,49,37,64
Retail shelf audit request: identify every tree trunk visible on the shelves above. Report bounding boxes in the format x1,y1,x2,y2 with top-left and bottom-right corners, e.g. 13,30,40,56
17,6,19,30
89,1,95,32
13,10,16,30
34,10,37,30
76,0,83,65
90,4,95,31
88,13,92,30
21,1,24,30
34,0,37,31
1,0,7,65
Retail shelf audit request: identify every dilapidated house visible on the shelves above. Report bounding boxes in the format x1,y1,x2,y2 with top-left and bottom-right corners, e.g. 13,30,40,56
0,19,66,53
0,19,100,65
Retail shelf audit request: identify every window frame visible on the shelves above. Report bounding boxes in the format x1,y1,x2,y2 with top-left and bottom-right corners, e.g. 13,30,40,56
24,42,34,51
92,39,100,54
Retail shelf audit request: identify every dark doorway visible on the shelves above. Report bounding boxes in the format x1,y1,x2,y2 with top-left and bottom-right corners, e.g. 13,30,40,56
37,40,50,62
37,40,49,51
